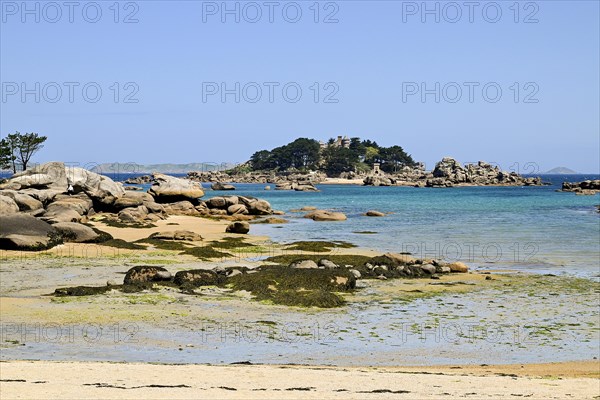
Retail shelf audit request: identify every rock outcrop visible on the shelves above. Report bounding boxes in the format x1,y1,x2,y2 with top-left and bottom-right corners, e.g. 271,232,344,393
199,195,272,218
52,222,100,243
148,173,205,203
211,182,236,191
560,180,600,195
0,195,20,215
363,158,543,187
304,210,347,221
0,163,275,250
0,214,56,250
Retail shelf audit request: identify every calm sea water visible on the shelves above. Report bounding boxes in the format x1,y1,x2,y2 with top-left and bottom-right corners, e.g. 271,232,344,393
3,172,598,277
111,173,600,278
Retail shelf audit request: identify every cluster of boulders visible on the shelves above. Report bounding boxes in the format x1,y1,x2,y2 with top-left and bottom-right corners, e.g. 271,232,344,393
186,170,326,190
0,162,275,250
287,253,469,280
124,175,153,184
211,182,236,191
55,254,471,305
197,195,273,217
275,181,319,191
363,158,543,187
559,180,600,195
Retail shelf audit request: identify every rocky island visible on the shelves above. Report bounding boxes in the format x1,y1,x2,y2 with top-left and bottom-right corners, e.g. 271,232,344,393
180,137,542,188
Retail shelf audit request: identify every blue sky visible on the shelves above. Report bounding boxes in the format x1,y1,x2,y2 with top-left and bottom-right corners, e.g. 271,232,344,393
1,1,599,173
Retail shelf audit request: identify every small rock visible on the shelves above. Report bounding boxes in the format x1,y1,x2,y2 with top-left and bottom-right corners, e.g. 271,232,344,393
226,221,250,234
211,182,236,191
106,280,117,286
365,210,385,217
448,261,469,273
304,210,347,222
349,269,361,279
155,271,172,280
318,259,338,269
124,266,170,284
377,275,388,280
420,264,437,274
441,266,451,273
431,274,440,280
290,260,319,269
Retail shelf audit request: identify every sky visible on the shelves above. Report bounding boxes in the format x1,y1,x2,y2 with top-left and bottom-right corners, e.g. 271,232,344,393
1,0,599,173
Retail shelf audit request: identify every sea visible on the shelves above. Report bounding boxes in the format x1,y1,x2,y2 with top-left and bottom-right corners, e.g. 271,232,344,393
107,173,600,279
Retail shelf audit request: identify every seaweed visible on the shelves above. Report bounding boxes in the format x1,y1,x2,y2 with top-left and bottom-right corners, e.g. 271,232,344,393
226,265,356,308
102,219,157,229
180,246,232,260
211,237,255,249
283,241,356,253
135,237,191,251
54,282,156,296
54,285,112,296
100,239,147,250
89,227,113,243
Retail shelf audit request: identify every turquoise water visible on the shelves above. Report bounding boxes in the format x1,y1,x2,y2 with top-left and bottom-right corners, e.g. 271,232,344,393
122,174,599,277
214,177,599,278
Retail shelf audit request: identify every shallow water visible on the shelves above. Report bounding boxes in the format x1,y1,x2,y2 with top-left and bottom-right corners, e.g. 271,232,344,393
2,275,598,366
196,175,600,278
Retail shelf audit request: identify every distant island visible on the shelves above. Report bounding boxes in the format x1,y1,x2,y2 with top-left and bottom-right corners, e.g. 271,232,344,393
92,162,238,175
246,136,416,176
543,167,579,174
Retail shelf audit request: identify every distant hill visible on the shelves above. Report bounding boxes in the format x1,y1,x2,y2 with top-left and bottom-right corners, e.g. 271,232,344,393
93,162,238,174
543,167,579,174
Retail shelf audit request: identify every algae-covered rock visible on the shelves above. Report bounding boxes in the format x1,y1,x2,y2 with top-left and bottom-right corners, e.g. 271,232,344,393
227,266,356,308
173,269,220,287
124,266,171,284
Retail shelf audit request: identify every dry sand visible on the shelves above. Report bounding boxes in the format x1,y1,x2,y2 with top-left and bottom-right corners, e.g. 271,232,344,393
322,178,365,185
1,360,598,399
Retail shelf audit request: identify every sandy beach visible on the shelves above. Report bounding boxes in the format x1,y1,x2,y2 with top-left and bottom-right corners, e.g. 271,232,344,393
1,360,598,399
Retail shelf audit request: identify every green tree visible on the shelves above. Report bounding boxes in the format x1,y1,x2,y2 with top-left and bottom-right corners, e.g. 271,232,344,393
379,145,416,172
249,150,274,170
286,138,320,170
349,137,366,160
322,147,358,176
364,146,379,165
0,132,47,173
0,138,15,171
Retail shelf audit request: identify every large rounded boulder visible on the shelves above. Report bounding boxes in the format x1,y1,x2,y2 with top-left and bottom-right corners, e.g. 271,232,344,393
148,173,204,203
304,210,347,221
0,214,56,250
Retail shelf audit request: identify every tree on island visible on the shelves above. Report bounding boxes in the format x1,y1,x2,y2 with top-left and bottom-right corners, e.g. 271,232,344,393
249,136,416,177
0,132,48,173
250,138,321,172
